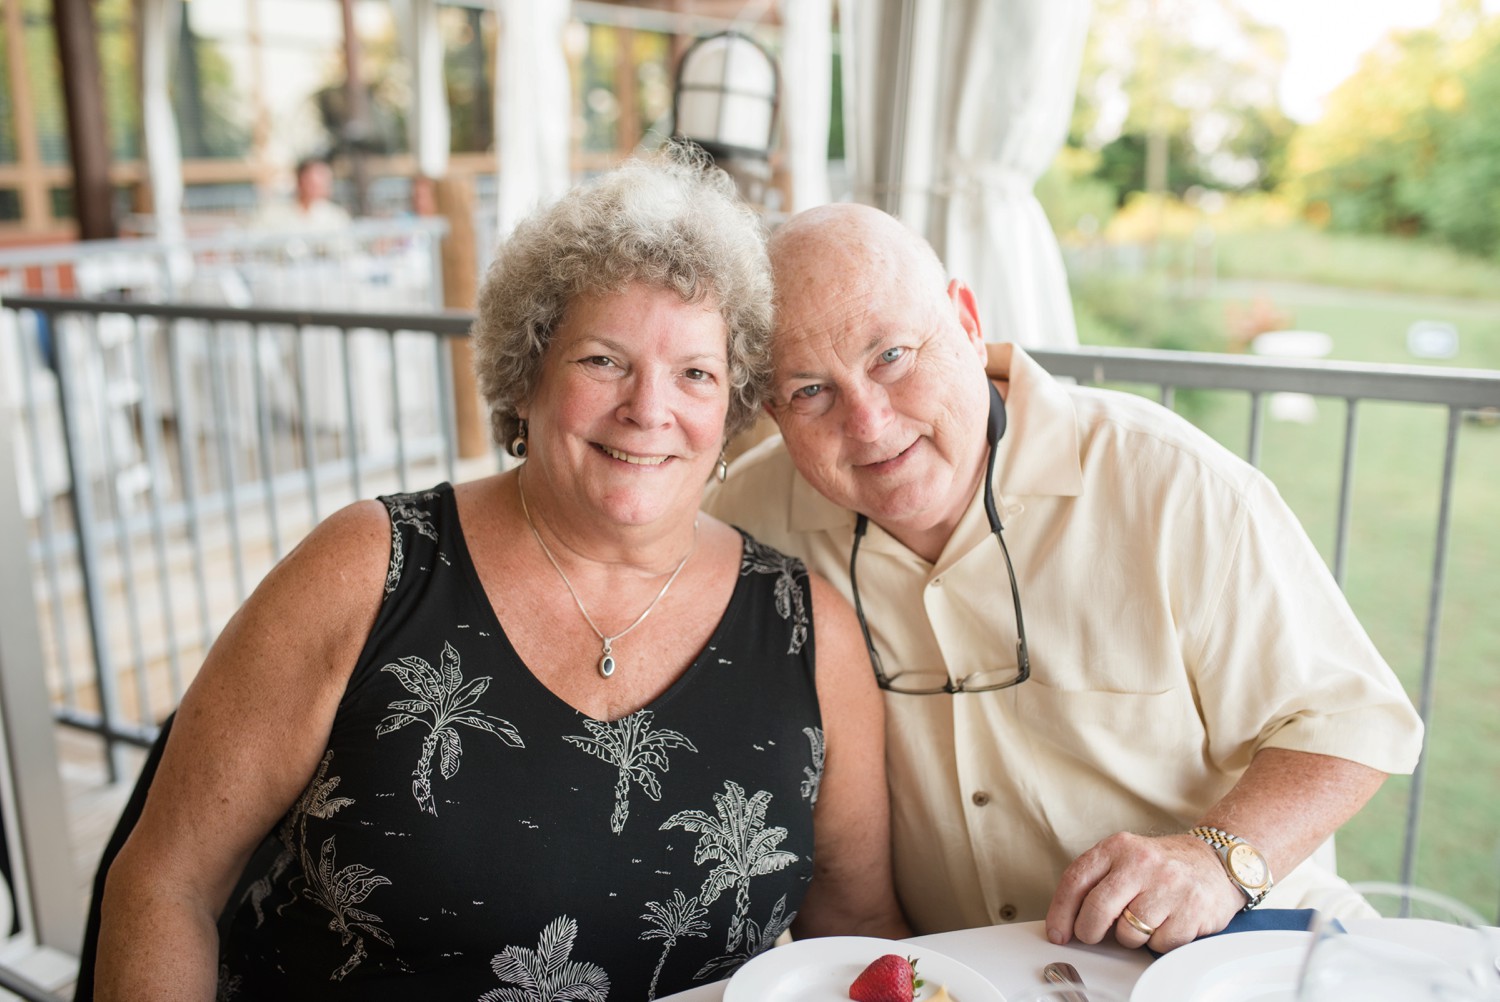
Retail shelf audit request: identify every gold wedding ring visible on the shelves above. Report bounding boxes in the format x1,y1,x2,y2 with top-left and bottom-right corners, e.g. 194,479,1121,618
1121,905,1156,937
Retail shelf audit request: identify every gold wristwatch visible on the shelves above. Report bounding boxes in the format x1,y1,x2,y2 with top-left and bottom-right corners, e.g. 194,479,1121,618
1190,826,1273,911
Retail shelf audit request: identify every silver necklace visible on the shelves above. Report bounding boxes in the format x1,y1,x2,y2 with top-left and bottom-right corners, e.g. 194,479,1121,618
518,476,697,679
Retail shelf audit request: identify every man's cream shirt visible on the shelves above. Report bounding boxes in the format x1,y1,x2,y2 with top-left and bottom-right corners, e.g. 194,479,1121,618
705,346,1422,933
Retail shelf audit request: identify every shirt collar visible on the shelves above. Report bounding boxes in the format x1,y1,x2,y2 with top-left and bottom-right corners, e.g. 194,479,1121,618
992,344,1084,499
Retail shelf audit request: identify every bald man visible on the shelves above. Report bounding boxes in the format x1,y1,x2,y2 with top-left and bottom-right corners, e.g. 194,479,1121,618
704,204,1422,952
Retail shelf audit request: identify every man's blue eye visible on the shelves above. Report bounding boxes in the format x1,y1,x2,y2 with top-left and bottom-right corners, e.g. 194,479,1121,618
791,384,824,401
880,347,904,364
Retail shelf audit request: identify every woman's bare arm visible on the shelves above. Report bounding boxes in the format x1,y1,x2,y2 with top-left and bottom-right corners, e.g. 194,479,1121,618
789,573,911,941
96,500,391,1000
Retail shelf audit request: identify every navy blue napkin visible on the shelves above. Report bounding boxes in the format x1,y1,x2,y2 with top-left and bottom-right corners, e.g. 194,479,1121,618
1147,908,1339,958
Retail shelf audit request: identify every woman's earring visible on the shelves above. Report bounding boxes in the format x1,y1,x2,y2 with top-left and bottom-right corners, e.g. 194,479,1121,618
511,419,528,459
716,449,728,483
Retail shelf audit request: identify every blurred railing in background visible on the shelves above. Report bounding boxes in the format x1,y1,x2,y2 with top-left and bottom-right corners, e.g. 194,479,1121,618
1,297,483,782
0,217,448,307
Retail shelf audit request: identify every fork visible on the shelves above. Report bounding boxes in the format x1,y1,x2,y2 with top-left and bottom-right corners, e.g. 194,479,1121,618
1042,961,1090,1002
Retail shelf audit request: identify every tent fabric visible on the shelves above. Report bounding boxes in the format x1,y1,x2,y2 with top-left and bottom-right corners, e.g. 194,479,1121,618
495,0,573,239
779,0,834,211
839,0,1091,349
139,0,185,244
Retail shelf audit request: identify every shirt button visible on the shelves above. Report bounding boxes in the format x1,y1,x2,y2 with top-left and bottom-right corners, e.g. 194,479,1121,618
931,577,943,588
999,904,1018,922
971,791,991,807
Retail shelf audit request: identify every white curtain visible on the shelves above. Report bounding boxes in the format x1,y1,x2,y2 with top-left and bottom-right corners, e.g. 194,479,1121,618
495,0,572,238
394,0,450,180
838,0,1091,349
138,0,185,245
778,0,833,211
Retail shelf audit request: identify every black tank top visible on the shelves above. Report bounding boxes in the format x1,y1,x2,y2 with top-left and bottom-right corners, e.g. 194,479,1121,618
218,484,824,1001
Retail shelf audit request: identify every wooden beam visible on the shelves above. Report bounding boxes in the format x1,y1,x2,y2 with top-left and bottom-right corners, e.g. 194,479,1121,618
52,0,116,238
615,25,639,154
433,175,492,459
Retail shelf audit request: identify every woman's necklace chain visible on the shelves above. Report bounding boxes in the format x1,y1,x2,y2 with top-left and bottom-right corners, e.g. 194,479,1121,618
518,475,697,679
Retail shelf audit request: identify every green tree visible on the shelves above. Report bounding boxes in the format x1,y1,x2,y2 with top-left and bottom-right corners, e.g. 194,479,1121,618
1287,24,1449,235
1068,0,1291,202
1401,14,1500,255
175,8,251,159
1289,3,1500,257
97,0,140,161
444,6,493,154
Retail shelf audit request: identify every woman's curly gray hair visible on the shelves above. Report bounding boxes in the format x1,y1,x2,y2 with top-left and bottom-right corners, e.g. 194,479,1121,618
471,148,772,454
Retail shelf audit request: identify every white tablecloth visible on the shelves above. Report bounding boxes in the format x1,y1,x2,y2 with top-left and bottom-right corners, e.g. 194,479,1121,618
659,917,1500,1001
658,920,1152,1000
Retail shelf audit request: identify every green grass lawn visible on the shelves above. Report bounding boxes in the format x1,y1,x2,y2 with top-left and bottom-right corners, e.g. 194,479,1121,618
1070,229,1500,920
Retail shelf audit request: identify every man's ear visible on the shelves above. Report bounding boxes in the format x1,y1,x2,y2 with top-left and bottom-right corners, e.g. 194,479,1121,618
947,278,985,357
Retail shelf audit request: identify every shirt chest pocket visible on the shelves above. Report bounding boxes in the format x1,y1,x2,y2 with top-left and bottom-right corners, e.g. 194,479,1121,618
1003,680,1212,849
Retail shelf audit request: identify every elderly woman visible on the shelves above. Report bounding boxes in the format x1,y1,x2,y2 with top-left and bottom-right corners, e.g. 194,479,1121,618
96,153,907,1000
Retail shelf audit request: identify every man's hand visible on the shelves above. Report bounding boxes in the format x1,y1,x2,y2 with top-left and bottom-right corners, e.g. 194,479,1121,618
1044,832,1244,952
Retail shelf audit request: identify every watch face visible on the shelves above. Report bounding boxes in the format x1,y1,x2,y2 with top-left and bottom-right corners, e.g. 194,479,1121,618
1228,843,1269,888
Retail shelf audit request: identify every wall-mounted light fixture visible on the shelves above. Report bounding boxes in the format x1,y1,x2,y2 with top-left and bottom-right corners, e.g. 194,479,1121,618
672,30,780,206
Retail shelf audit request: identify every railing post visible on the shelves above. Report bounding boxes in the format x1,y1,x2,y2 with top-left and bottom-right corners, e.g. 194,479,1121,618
0,364,86,954
1399,406,1463,889
49,309,129,781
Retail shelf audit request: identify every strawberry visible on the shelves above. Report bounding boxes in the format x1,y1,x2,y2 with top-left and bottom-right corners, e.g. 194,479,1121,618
849,953,924,1002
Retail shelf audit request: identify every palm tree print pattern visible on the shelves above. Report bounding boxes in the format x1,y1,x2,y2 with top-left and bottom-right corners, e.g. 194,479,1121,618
383,491,440,595
800,726,825,805
693,894,797,981
563,710,698,833
377,639,525,815
740,537,808,654
241,750,355,926
661,780,799,953
308,835,396,981
639,890,710,1000
238,751,395,981
479,915,610,1002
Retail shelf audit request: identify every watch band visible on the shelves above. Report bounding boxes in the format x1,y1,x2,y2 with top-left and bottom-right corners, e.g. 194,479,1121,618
1190,825,1273,910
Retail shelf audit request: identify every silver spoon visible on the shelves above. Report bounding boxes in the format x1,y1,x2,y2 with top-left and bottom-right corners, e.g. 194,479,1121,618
1042,961,1090,1002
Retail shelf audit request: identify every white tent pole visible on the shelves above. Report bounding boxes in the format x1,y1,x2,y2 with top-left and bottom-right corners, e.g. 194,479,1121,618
495,0,572,239
139,0,185,245
778,0,833,211
394,0,450,180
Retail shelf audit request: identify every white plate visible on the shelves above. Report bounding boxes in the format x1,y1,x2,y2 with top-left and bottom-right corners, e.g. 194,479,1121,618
724,935,1006,1002
1130,930,1310,1002
1129,926,1478,1002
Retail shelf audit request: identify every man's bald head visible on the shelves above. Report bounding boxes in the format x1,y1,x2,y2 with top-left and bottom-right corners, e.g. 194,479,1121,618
768,204,949,323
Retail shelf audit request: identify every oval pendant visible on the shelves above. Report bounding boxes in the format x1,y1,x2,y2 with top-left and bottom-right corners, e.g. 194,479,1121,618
599,654,616,678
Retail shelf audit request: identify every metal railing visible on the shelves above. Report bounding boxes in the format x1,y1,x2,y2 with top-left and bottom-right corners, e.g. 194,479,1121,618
2,299,1498,919
2,296,483,784
0,217,448,311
